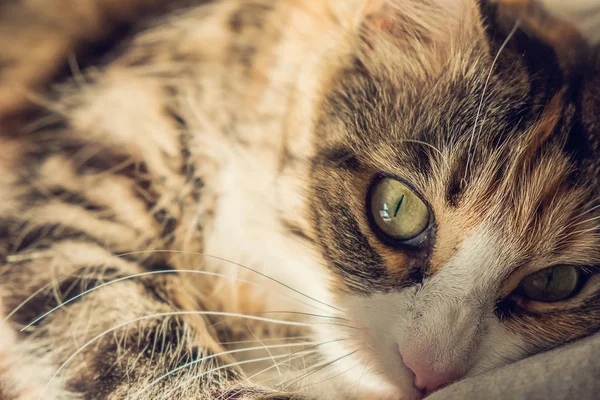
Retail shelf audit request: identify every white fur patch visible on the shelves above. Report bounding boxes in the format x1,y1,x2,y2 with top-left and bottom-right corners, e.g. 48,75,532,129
316,224,528,398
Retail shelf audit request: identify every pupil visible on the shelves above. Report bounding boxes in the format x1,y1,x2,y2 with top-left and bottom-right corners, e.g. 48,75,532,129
393,194,405,217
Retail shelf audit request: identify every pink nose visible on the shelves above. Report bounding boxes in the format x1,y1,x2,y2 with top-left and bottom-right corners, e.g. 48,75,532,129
402,356,460,393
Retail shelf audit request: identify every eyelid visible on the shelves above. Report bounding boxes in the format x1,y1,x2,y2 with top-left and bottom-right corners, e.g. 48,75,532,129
399,228,430,247
370,173,428,203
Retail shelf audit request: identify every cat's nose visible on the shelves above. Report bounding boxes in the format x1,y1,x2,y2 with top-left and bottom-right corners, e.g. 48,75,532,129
401,354,460,393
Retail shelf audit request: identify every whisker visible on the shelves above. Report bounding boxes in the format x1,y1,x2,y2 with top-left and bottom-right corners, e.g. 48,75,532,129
22,113,65,134
257,311,350,322
214,353,319,400
4,261,113,321
157,350,318,400
130,341,318,399
4,283,53,322
216,339,349,399
465,20,521,179
38,311,343,399
248,327,282,377
67,53,87,87
297,360,362,390
22,265,348,330
21,269,301,329
349,361,371,393
217,336,312,346
116,250,342,312
251,354,316,387
279,349,359,390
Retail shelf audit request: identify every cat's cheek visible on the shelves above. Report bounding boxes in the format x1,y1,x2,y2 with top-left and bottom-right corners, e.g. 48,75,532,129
332,291,421,396
467,319,529,376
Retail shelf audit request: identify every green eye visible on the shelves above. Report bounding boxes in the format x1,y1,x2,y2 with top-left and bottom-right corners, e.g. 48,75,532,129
519,265,581,302
369,178,430,241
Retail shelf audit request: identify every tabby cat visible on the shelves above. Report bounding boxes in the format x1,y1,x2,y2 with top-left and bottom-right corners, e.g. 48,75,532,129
1,0,599,399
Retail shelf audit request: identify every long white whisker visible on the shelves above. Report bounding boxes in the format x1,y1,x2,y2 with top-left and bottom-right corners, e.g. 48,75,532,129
217,339,348,400
350,361,371,393
248,327,282,377
22,257,351,329
39,311,340,399
22,270,227,329
157,351,317,400
258,311,350,322
280,350,359,390
297,360,362,390
4,283,52,322
22,268,344,330
217,336,312,346
116,250,342,312
465,20,521,180
130,342,317,399
215,352,319,400
4,261,116,322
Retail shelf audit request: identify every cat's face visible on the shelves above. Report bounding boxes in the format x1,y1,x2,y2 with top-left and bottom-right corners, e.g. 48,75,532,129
309,0,600,398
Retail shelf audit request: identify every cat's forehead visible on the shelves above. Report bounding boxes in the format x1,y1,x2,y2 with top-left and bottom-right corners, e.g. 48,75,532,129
327,0,599,164
361,76,597,257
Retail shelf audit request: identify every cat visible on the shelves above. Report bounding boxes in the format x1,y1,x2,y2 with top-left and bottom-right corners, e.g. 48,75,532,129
0,0,599,399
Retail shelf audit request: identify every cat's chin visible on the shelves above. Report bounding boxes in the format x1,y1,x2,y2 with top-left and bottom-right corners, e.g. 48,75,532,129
356,387,423,400
351,361,424,400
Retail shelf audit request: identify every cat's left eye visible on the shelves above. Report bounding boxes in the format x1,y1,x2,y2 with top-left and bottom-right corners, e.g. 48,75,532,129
519,265,581,302
369,177,430,242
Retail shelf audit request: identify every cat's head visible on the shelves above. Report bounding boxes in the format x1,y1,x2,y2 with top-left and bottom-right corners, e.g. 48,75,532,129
309,0,600,398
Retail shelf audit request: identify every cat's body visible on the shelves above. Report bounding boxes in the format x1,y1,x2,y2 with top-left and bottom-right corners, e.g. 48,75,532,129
1,1,600,399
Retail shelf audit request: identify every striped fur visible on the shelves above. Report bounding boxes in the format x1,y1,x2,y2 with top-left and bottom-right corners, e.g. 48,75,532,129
0,0,599,399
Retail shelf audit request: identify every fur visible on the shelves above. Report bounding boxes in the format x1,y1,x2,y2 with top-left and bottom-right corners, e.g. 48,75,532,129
0,0,599,399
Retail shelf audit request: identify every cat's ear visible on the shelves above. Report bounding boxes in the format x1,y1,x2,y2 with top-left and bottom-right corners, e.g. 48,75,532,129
479,0,591,78
489,0,600,48
485,1,600,165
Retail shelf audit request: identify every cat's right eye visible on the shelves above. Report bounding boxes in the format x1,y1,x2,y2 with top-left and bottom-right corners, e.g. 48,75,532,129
519,265,581,303
368,177,430,243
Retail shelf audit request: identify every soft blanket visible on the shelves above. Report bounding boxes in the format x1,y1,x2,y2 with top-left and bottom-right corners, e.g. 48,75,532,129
431,333,600,400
